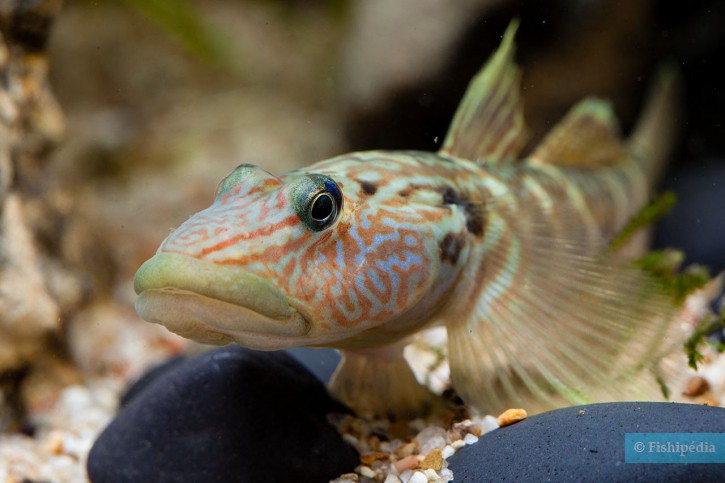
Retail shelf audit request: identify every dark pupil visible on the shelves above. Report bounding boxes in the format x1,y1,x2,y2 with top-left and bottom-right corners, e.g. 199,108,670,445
311,193,334,221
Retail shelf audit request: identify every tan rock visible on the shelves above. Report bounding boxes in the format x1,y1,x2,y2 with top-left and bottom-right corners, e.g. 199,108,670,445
419,448,443,471
497,408,528,427
0,195,59,372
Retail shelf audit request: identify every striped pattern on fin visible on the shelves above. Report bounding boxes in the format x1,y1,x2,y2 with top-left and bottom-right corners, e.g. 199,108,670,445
440,20,526,164
445,201,684,415
528,99,630,169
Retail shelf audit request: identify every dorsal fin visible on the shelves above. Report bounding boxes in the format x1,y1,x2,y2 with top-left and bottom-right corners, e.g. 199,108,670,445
440,20,526,164
528,99,629,168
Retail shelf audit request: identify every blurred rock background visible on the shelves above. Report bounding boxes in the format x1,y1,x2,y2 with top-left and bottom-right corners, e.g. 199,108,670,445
0,0,724,479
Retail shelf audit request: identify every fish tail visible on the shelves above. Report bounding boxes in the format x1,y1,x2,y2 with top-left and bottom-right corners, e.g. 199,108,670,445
628,65,682,187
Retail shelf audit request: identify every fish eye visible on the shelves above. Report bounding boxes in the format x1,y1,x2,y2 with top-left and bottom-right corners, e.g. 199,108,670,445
310,192,335,223
293,174,343,231
215,164,258,199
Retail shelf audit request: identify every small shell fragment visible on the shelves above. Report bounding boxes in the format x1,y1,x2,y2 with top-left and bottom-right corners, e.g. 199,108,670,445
497,408,528,427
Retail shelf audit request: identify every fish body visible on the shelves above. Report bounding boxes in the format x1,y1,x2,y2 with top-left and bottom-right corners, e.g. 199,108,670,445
135,22,680,417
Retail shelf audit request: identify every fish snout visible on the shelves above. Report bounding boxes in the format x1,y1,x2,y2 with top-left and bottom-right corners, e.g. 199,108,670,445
134,253,310,349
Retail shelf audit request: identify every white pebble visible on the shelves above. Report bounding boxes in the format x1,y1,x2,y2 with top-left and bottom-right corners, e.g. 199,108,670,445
463,433,479,445
384,475,402,483
477,415,500,434
451,440,466,449
416,426,449,453
409,471,428,483
342,434,359,446
359,465,376,478
423,468,439,479
440,468,454,481
441,445,456,459
419,326,448,346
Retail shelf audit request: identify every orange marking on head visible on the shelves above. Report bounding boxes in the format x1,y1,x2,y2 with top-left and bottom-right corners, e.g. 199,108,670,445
214,229,312,267
177,228,211,244
198,215,299,257
280,254,296,279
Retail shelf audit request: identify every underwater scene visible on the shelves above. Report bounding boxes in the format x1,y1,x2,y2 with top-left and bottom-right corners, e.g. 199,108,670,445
1,1,724,481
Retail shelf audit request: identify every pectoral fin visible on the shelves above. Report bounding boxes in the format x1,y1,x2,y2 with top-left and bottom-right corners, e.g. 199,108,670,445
440,20,526,164
328,342,448,419
445,205,685,414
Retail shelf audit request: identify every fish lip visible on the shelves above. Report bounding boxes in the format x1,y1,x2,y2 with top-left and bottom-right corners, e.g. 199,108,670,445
134,253,310,346
134,253,291,318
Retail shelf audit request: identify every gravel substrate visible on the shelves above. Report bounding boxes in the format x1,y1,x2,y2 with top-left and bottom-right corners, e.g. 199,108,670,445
0,289,723,482
329,411,501,483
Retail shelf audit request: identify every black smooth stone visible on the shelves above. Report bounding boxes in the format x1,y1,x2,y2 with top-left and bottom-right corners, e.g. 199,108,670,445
118,348,341,407
87,346,357,483
119,355,185,407
448,402,725,482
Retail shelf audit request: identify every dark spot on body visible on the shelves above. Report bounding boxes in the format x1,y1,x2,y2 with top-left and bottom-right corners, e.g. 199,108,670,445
397,184,487,236
440,232,466,264
464,203,486,236
358,180,378,196
440,187,486,237
440,186,464,205
397,186,413,198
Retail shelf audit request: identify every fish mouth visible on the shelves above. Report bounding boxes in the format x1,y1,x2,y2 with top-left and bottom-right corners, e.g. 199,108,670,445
134,253,309,350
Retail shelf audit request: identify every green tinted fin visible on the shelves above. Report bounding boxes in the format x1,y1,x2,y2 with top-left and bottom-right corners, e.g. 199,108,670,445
445,201,685,415
528,99,629,169
440,20,526,164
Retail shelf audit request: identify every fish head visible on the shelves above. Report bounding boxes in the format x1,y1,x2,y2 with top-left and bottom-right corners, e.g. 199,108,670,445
134,155,470,350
